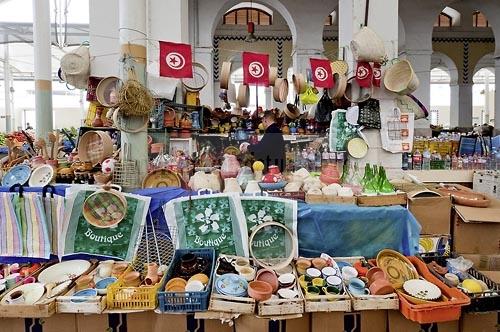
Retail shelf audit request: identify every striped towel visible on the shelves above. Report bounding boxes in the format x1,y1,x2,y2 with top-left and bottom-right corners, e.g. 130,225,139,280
0,193,23,256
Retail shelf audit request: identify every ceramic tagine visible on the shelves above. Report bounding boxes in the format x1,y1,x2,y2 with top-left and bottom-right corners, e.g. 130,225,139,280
319,163,340,185
221,154,240,179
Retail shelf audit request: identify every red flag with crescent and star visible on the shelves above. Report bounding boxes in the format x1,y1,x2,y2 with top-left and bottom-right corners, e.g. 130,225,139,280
310,58,333,88
159,41,193,78
242,51,269,86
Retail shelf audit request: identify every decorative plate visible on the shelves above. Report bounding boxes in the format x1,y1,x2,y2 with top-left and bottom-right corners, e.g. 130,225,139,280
71,288,98,303
397,289,444,305
224,146,240,156
0,283,45,305
376,249,418,288
347,137,368,159
38,260,91,284
142,169,182,188
403,279,442,300
2,164,31,187
215,273,248,297
82,189,127,228
28,164,54,187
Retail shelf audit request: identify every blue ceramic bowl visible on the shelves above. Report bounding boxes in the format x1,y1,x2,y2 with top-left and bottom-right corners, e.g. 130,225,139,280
2,164,31,187
71,288,98,303
258,181,287,191
215,273,248,297
95,277,117,295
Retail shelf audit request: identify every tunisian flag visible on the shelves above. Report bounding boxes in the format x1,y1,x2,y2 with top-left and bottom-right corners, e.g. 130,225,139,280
242,51,269,86
159,41,193,78
310,58,333,88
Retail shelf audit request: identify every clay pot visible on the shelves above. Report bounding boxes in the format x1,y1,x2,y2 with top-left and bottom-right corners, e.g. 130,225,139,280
145,263,159,286
366,267,385,284
369,278,394,295
248,281,273,301
164,108,176,127
320,164,341,185
122,271,141,287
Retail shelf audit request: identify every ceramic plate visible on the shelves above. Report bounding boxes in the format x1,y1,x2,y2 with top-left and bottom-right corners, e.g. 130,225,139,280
0,283,45,305
2,164,32,187
403,279,441,300
28,164,54,187
71,288,98,303
38,260,91,284
347,138,368,159
142,169,182,188
376,249,418,289
95,277,117,295
215,273,248,297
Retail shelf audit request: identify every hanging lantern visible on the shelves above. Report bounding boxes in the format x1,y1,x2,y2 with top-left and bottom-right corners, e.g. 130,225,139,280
245,22,257,43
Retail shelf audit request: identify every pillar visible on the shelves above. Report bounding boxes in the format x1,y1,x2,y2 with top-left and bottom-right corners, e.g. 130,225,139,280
495,55,500,133
194,46,214,106
338,0,402,170
292,48,323,77
32,0,53,138
118,0,148,181
449,83,459,128
404,50,432,111
456,83,473,128
3,38,12,132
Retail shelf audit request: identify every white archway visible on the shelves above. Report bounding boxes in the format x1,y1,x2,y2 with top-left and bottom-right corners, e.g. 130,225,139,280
430,52,459,128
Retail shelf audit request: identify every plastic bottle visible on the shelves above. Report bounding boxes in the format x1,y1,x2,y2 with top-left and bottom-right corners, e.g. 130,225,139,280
451,154,458,170
444,154,451,170
413,150,422,170
422,148,431,170
315,150,322,172
321,145,329,166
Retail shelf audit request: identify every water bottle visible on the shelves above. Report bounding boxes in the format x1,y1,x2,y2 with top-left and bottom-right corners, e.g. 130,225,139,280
413,150,422,170
444,154,451,170
422,148,431,170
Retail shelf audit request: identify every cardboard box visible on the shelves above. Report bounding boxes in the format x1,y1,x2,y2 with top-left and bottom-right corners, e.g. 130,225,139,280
312,311,387,332
480,270,500,284
460,254,500,271
452,198,500,255
460,312,498,332
408,191,452,235
388,310,459,332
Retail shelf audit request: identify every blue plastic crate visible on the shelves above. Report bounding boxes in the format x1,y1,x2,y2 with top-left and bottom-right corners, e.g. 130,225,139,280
157,248,215,313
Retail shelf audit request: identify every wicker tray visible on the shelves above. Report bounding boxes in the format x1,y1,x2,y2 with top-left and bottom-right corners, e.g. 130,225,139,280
208,255,256,314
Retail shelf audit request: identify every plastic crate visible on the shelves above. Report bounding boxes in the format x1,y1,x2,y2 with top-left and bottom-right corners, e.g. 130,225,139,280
157,248,215,313
398,256,470,324
420,254,500,313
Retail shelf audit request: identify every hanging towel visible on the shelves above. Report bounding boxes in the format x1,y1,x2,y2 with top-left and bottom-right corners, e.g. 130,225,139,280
0,193,23,257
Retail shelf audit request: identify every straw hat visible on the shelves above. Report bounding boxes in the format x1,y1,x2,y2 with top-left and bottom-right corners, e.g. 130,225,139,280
237,84,250,107
344,76,372,103
96,76,122,107
284,103,300,120
269,67,278,86
273,78,288,103
395,94,429,120
328,73,348,100
220,61,232,90
60,45,90,76
384,59,420,95
292,73,306,94
330,60,348,76
350,27,386,63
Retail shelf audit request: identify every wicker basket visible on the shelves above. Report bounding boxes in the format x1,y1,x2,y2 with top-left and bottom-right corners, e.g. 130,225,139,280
350,27,385,63
384,60,420,95
77,131,113,166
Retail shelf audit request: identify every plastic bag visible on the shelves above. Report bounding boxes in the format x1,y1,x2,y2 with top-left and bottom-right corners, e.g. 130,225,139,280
315,92,334,123
300,85,319,105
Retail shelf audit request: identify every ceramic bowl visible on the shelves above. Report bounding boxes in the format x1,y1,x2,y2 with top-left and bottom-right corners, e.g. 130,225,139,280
188,273,209,285
165,277,187,291
95,277,117,295
71,288,98,303
2,165,31,187
306,268,321,279
366,267,385,283
277,288,298,299
256,269,278,293
215,274,248,297
369,278,394,295
185,280,205,292
326,275,343,287
258,181,287,191
278,273,295,288
321,267,338,279
342,266,358,281
28,164,54,187
444,273,459,287
462,279,482,294
248,281,273,301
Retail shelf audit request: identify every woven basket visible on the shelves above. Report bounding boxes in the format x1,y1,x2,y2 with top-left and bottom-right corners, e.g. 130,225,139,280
77,131,113,166
60,45,90,76
96,76,122,107
273,78,288,103
237,84,250,107
350,27,386,62
328,73,347,100
344,76,372,103
384,60,420,95
292,73,306,94
220,61,232,90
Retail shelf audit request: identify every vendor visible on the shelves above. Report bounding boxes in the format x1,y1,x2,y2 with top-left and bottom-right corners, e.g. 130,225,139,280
241,110,285,172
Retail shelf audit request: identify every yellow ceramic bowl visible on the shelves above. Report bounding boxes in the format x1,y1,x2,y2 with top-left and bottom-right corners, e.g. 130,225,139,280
189,273,209,285
298,275,311,289
462,279,482,294
165,277,187,291
252,161,265,172
312,277,326,287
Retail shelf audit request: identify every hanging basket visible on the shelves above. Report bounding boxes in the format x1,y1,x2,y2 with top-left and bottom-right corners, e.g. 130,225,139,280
350,27,386,62
220,61,232,90
96,76,122,108
237,84,250,107
384,60,420,95
269,67,278,86
60,45,90,76
273,78,288,103
117,80,155,117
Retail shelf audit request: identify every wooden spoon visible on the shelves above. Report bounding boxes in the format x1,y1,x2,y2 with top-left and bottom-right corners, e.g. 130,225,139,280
5,138,13,163
37,138,49,159
48,132,56,160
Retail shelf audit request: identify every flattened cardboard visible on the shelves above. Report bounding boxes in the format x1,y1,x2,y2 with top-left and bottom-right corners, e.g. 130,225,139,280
454,196,500,223
479,270,500,284
453,212,500,254
461,254,500,271
460,312,498,332
360,310,387,332
408,194,452,235
311,312,344,332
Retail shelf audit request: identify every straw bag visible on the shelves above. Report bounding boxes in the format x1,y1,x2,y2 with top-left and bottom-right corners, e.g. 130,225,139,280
384,60,420,95
395,94,428,120
358,98,381,129
351,27,385,63
60,44,91,89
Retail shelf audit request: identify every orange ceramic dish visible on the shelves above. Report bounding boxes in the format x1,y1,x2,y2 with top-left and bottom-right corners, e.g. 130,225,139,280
437,186,490,208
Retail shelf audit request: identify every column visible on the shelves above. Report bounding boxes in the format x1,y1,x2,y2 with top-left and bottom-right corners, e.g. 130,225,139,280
291,48,323,77
32,0,53,138
495,55,500,133
194,47,214,106
403,50,432,111
118,0,148,181
3,38,12,132
449,83,459,128
456,83,473,127
338,0,402,170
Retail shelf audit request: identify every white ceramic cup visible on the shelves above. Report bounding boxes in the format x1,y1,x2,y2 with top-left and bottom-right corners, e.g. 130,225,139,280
5,273,20,289
238,266,256,282
98,261,114,278
6,290,24,304
232,258,250,272
326,275,343,287
321,266,337,278
341,266,358,281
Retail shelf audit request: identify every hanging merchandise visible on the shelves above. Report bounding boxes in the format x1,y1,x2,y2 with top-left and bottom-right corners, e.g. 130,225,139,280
358,98,381,129
310,58,334,88
372,63,382,87
159,41,193,78
237,84,250,108
330,60,349,76
96,76,122,108
384,60,420,95
380,107,415,153
344,77,372,103
60,43,91,90
284,103,301,120
40,186,65,258
220,61,232,90
269,67,278,86
351,27,386,63
0,192,23,257
300,85,319,105
355,61,373,88
273,78,289,103
182,62,209,92
328,73,347,100
62,188,150,261
117,80,155,117
164,193,249,256
315,91,334,123
292,73,307,94
395,94,429,120
329,110,357,151
242,51,270,86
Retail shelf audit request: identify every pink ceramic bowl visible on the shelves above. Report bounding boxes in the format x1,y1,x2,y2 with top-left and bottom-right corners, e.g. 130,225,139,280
366,267,385,283
256,269,279,293
369,278,394,295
